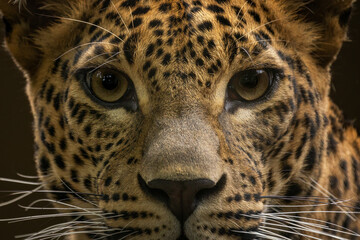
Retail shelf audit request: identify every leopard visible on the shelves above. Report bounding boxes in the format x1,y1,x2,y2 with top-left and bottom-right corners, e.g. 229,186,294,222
0,0,360,239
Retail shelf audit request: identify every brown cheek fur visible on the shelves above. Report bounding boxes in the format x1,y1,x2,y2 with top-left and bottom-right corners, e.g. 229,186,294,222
0,0,359,239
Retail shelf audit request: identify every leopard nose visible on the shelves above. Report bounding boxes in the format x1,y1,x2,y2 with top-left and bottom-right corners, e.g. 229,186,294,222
147,179,216,222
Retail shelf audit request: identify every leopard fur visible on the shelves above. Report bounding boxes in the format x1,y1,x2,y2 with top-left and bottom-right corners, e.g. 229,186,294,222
0,0,359,239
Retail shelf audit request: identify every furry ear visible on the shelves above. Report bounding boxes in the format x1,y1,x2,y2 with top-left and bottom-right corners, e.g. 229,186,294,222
286,0,356,68
0,0,62,76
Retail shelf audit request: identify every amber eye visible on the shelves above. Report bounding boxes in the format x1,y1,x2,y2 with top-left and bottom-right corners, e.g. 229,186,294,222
228,69,272,101
87,69,129,103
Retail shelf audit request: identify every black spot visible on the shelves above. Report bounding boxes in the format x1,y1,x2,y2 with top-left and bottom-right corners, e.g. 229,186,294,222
196,58,204,66
215,0,229,3
162,53,171,65
55,155,65,170
198,21,213,31
208,39,216,49
77,110,87,124
132,6,151,15
39,156,50,175
46,85,55,104
329,176,338,190
52,59,61,74
84,125,92,136
121,0,139,8
59,138,67,151
149,19,163,28
159,3,172,13
99,0,110,13
304,147,316,171
148,68,157,78
123,193,129,201
340,160,347,173
146,44,155,57
105,177,112,187
327,134,338,155
84,176,92,191
156,48,164,58
285,182,302,197
244,193,251,201
154,29,164,36
295,133,308,159
53,93,61,110
207,4,224,13
202,48,211,59
71,170,80,183
197,35,204,44
248,10,261,23
123,33,139,65
129,18,143,28
61,60,70,80
89,19,101,34
216,15,231,26
73,154,84,166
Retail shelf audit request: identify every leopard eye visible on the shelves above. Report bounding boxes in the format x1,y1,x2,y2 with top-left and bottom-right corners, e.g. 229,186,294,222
87,69,129,103
228,69,272,102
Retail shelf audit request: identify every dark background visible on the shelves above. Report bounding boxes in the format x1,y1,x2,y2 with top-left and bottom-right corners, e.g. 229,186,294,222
0,4,359,239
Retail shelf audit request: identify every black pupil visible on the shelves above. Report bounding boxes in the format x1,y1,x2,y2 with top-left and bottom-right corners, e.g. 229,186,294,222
241,75,259,89
102,74,119,90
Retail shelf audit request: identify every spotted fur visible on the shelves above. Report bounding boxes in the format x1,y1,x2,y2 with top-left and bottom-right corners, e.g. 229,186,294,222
0,0,359,239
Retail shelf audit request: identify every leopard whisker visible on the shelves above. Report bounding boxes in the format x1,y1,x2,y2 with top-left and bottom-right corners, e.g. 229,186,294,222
16,173,40,179
1,190,102,197
306,177,357,221
264,198,353,208
35,13,124,43
233,1,248,29
240,18,287,42
264,213,360,238
261,216,304,238
110,0,129,33
264,210,360,215
18,204,99,212
60,178,99,208
262,220,349,240
89,54,121,74
25,198,102,216
81,52,119,66
0,211,103,223
257,228,291,240
22,220,107,238
27,222,111,240
23,215,114,239
230,229,269,240
55,42,119,61
19,229,111,240
94,230,138,240
0,185,43,207
240,47,254,64
259,225,324,240
0,177,42,186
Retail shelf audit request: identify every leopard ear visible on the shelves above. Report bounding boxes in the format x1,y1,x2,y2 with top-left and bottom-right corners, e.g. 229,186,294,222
285,0,356,68
0,0,62,76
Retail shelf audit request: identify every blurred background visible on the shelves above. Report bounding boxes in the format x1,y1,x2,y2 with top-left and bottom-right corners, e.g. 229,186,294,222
0,4,359,239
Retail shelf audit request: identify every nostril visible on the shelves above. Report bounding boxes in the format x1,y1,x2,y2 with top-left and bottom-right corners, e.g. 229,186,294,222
138,174,226,223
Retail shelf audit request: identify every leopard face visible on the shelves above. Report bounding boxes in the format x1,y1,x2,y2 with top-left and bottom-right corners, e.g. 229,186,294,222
0,0,359,239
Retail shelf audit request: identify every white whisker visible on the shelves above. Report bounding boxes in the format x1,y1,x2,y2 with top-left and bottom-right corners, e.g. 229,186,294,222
54,42,118,61
36,13,124,43
0,185,43,207
110,0,129,33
